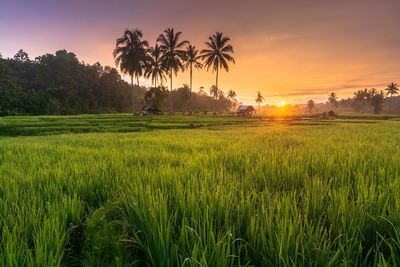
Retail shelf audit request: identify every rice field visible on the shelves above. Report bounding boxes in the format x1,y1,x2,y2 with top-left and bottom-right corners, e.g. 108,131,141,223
0,115,400,266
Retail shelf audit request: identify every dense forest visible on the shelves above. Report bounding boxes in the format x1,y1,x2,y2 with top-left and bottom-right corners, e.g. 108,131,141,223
0,50,234,116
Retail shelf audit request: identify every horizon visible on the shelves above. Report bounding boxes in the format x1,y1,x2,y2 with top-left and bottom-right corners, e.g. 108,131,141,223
1,0,399,105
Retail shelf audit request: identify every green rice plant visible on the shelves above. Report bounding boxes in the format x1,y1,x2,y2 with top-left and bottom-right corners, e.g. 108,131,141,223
0,116,399,266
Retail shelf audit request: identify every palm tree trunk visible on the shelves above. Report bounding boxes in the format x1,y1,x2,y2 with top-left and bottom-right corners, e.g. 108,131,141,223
170,69,173,113
390,93,393,113
136,76,141,112
131,75,135,113
216,68,219,89
190,64,193,113
215,69,219,114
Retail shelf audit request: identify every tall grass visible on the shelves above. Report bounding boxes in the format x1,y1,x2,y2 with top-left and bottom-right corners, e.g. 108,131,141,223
0,117,399,266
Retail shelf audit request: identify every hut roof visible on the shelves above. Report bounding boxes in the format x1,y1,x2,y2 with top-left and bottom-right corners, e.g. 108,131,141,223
236,105,255,112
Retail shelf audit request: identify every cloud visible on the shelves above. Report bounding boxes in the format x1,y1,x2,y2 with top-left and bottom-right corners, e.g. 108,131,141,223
1,0,399,103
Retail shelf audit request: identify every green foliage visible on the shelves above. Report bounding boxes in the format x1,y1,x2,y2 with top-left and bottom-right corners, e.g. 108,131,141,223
144,86,169,109
0,116,400,266
1,50,136,115
0,49,234,115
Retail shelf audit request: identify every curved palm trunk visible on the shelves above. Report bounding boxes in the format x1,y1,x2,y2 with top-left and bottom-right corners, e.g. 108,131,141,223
390,93,393,113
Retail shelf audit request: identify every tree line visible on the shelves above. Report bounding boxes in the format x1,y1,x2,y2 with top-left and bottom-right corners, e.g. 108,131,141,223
306,83,399,114
113,28,235,113
0,38,237,116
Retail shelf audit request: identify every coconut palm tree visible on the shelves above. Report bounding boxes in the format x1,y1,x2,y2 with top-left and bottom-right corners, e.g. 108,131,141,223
328,92,338,109
255,91,264,117
385,82,399,113
200,32,235,90
144,44,166,87
353,89,370,113
113,29,148,112
157,28,188,111
210,85,221,113
184,44,203,112
227,89,237,110
227,89,236,101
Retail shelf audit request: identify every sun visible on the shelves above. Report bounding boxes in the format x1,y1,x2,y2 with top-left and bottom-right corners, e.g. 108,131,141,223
278,100,286,107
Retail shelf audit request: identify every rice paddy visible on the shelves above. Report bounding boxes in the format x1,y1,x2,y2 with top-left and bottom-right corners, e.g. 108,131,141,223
0,115,399,266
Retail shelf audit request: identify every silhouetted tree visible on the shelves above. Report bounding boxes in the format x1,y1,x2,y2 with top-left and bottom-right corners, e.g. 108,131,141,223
176,84,191,112
200,32,235,90
114,29,149,112
255,91,264,116
369,89,385,114
145,44,166,87
198,87,207,96
157,28,188,112
328,92,338,109
209,85,222,112
184,44,203,112
14,49,30,62
385,82,399,113
0,46,238,116
227,89,237,110
352,89,370,113
144,86,168,109
307,100,315,113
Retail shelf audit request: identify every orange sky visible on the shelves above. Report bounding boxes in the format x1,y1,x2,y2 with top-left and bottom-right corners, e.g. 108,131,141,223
1,0,399,105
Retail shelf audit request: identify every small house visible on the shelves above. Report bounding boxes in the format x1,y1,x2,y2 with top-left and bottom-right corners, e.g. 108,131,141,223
142,103,161,115
236,105,255,116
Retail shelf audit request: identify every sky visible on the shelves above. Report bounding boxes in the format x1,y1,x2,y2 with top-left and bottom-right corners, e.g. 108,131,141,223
1,0,399,105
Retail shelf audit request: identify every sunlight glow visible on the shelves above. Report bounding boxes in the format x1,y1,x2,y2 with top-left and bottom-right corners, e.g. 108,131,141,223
278,100,286,107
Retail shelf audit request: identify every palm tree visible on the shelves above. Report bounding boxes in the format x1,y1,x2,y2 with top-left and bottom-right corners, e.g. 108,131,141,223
184,44,203,112
227,89,236,101
307,100,315,113
157,28,188,112
385,82,399,113
113,29,148,112
210,85,221,113
255,91,264,117
144,44,166,87
200,32,235,90
353,89,370,113
227,89,237,110
328,92,338,109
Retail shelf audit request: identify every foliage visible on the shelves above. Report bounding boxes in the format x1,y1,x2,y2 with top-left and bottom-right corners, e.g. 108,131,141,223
200,32,235,89
307,99,315,112
370,89,385,114
385,82,399,97
113,29,149,85
157,28,188,91
0,49,234,115
144,44,166,87
144,86,169,109
327,92,338,108
255,91,264,104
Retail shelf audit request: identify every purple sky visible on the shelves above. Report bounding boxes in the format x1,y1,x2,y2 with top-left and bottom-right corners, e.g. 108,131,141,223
1,0,400,104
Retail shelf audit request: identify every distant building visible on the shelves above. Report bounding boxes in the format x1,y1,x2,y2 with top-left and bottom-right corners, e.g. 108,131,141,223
142,103,161,115
236,105,255,116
